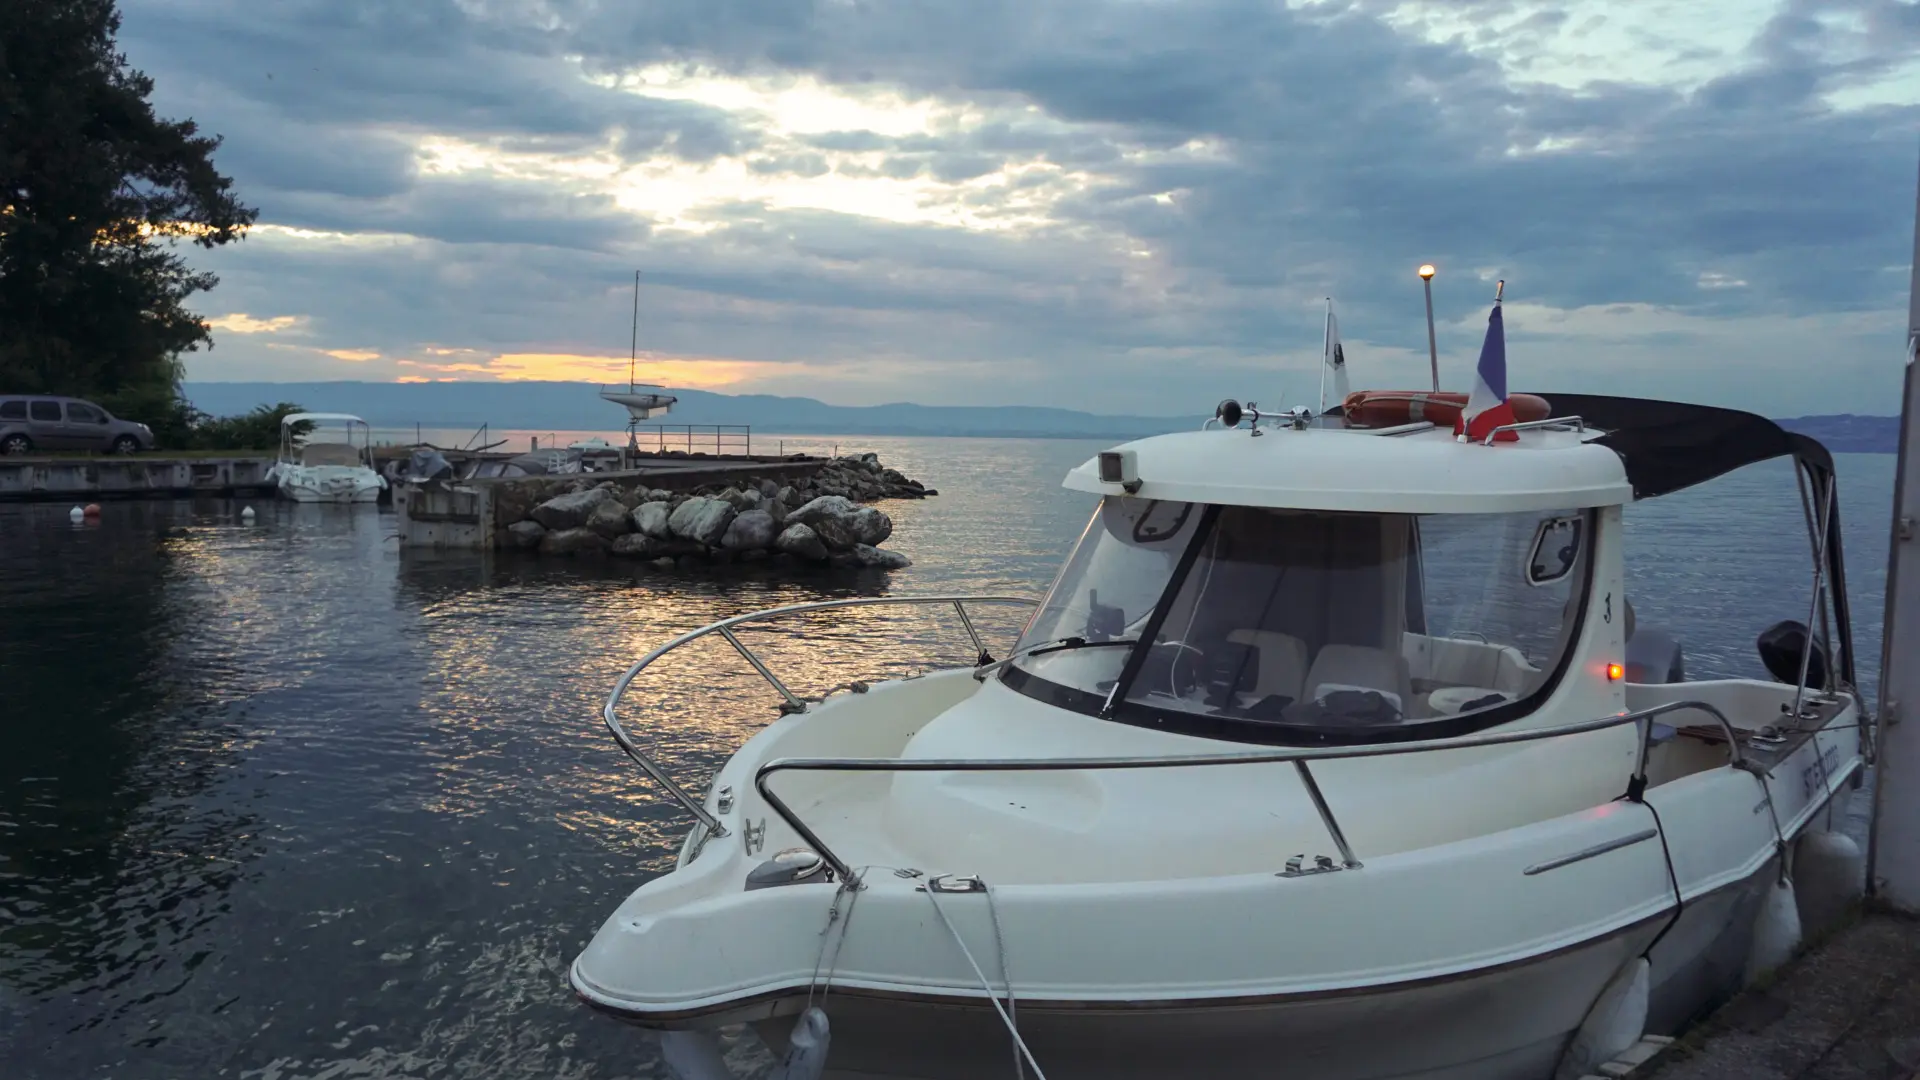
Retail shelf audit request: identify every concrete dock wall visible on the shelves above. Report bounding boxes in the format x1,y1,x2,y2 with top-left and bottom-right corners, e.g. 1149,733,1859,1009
0,456,277,501
392,483,493,550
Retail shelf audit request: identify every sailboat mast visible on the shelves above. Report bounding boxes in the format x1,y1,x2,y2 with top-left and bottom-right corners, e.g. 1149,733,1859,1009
629,270,641,393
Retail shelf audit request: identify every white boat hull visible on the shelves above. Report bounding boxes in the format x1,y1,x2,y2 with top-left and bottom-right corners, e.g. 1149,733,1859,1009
572,670,1861,1080
273,466,384,503
727,864,1775,1080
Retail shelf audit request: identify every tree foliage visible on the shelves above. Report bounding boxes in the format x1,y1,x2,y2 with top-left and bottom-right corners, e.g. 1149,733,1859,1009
188,402,309,452
0,0,255,423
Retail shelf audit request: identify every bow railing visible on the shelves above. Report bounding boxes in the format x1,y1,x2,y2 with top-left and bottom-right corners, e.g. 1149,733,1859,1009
602,595,1042,837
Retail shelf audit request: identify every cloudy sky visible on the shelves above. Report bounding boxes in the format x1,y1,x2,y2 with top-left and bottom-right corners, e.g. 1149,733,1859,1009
124,0,1919,416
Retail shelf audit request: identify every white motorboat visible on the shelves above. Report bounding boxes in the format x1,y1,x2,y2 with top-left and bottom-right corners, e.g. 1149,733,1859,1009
267,412,385,503
572,393,1866,1080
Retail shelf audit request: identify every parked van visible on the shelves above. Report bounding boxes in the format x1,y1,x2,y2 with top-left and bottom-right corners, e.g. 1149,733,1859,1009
0,395,154,454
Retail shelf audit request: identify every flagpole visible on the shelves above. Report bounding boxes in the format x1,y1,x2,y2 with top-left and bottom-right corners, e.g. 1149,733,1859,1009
1318,297,1331,414
1419,264,1439,392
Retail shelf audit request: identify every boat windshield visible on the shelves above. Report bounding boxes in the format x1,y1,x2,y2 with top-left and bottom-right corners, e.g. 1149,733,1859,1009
1004,497,1594,743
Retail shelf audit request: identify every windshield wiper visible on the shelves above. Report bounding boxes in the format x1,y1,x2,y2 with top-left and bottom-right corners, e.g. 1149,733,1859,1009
974,636,1138,678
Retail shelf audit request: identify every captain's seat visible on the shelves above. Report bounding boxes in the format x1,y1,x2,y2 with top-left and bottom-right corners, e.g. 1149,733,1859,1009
1225,630,1310,701
1304,644,1414,715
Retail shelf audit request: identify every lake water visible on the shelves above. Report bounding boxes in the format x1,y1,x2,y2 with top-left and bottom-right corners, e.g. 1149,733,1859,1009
0,436,1897,1080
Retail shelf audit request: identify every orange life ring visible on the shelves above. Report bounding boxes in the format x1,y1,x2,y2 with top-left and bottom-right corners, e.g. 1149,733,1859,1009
1341,390,1552,429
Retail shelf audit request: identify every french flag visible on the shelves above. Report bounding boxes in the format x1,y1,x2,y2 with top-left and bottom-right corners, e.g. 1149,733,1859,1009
1456,299,1518,442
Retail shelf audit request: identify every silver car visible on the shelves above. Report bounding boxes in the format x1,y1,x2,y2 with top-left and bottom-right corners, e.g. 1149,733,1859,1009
0,395,155,454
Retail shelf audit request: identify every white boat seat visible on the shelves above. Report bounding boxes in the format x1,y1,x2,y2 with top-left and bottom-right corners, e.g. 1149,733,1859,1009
301,443,363,467
1427,686,1510,716
1224,630,1310,701
1305,644,1413,714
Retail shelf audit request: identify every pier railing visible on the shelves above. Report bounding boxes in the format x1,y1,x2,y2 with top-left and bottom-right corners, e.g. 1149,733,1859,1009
602,596,1042,837
629,424,752,456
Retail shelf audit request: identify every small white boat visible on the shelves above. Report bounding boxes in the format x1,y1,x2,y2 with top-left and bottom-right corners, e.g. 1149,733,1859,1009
267,412,385,503
572,392,1865,1080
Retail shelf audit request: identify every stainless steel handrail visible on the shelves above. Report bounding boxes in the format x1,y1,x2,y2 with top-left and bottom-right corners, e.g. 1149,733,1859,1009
602,595,1041,837
755,699,1744,884
1483,416,1587,445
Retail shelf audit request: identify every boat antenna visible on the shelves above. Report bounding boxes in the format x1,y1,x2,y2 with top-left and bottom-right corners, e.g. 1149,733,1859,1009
1419,263,1439,392
1318,297,1331,414
628,270,641,392
1494,278,1506,304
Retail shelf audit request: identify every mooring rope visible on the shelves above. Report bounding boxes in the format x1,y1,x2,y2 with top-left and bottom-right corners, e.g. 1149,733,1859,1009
923,880,1045,1080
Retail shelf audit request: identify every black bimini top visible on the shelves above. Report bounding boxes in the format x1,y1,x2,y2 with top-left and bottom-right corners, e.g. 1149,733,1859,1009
1538,393,1854,689
1536,393,1835,501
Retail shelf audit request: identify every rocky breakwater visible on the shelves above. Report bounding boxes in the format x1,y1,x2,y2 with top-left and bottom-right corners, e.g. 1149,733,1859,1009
498,454,927,570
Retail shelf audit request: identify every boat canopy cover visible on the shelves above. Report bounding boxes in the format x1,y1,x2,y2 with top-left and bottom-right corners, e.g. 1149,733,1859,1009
1535,394,1836,500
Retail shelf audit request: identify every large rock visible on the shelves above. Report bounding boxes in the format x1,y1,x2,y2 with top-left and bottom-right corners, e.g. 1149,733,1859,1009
539,527,608,556
774,522,829,561
849,506,892,545
668,497,737,546
789,496,860,549
721,509,777,551
503,520,546,550
530,488,613,531
493,480,562,527
766,499,788,528
586,498,633,538
776,485,800,506
609,534,654,558
631,501,672,539
854,544,912,570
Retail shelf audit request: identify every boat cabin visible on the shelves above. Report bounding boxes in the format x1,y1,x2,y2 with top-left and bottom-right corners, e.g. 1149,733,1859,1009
1003,394,1854,747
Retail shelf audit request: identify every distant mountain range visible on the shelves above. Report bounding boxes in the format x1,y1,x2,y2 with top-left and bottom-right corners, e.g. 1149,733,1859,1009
1773,414,1902,454
181,381,1195,440
179,381,1904,451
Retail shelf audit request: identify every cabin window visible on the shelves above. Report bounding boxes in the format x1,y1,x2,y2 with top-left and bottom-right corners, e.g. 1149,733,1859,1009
1004,498,1595,744
1010,497,1204,691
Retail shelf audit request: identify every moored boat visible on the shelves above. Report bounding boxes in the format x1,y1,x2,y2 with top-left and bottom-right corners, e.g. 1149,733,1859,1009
266,412,385,503
570,380,1865,1079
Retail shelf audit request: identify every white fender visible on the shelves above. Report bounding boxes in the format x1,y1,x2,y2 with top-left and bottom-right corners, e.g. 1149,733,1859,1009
658,1008,830,1080
771,1007,831,1080
1743,876,1803,984
1553,956,1649,1080
658,1030,733,1080
1794,831,1864,939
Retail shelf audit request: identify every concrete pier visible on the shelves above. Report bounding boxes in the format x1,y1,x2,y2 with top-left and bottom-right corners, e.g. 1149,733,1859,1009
0,455,276,501
1643,912,1920,1079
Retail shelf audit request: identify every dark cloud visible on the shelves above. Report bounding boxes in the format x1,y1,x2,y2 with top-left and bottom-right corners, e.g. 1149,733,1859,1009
111,0,1920,414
